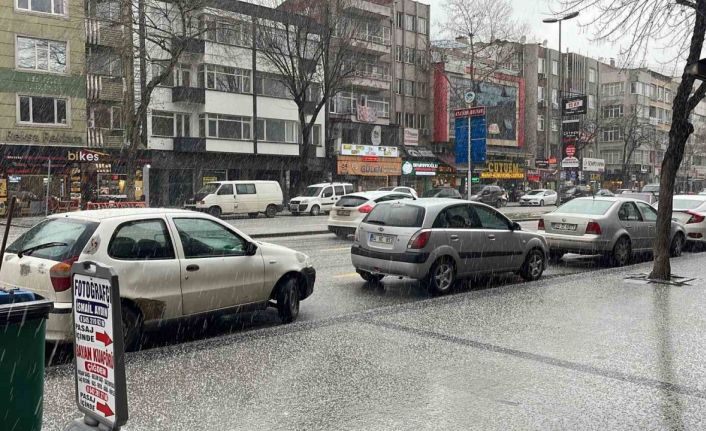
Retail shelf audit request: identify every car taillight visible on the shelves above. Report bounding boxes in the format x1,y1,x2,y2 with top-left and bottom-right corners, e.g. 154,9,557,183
50,256,79,293
358,204,374,213
686,210,705,224
408,230,431,249
586,221,602,235
538,219,545,230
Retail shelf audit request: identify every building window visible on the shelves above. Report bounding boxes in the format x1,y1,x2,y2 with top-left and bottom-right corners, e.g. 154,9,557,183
395,46,402,62
602,82,623,96
589,68,596,83
537,115,544,131
88,47,122,77
416,49,427,67
174,63,192,87
17,0,65,15
199,64,251,94
200,16,251,47
151,111,190,137
630,81,643,95
538,58,545,74
538,86,545,102
310,124,322,146
403,79,415,97
602,105,623,118
404,47,416,64
405,112,415,128
395,79,402,95
551,118,558,132
551,89,558,105
405,14,416,32
551,60,558,75
665,89,672,102
256,118,299,143
418,114,428,130
395,112,402,125
417,81,427,97
16,36,67,73
255,73,290,98
200,114,251,140
18,95,67,125
602,127,623,142
418,17,428,34
588,94,595,109
111,106,122,130
396,12,403,28
604,151,622,164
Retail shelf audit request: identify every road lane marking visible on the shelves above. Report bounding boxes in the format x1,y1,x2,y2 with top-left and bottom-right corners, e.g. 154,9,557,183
333,272,359,279
320,247,351,252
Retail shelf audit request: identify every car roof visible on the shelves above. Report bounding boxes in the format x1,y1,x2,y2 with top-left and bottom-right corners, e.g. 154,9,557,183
570,196,646,203
48,207,198,222
673,194,706,200
309,182,351,187
343,190,407,199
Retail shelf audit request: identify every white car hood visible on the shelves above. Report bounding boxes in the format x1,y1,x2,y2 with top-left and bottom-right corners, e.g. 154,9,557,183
256,241,309,265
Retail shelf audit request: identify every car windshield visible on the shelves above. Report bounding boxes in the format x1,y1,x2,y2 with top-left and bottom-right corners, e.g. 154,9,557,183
336,196,369,207
6,218,98,261
526,190,544,195
197,183,220,195
365,203,425,227
556,199,615,215
672,198,706,210
302,186,323,197
422,188,443,197
642,185,659,192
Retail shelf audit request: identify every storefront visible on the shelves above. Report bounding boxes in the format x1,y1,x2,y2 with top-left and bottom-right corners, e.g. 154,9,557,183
0,145,148,214
336,154,402,191
400,159,456,194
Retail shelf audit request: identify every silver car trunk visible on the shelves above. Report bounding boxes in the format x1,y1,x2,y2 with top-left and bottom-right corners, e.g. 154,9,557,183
543,213,594,236
358,223,420,254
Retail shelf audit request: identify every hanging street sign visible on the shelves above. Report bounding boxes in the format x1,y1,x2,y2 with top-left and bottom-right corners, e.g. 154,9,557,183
562,95,588,116
464,89,476,105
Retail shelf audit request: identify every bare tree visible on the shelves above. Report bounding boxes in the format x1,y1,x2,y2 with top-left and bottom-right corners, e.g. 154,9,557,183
114,0,207,200
254,0,358,188
561,0,706,279
437,0,529,96
609,107,659,186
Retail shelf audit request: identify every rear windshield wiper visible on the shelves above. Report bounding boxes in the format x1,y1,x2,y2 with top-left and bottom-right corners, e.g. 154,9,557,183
17,242,68,258
366,220,386,225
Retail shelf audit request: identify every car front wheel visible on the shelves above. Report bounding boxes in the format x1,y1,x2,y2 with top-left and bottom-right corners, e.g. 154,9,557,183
208,206,222,218
520,249,545,281
276,278,300,323
310,205,321,216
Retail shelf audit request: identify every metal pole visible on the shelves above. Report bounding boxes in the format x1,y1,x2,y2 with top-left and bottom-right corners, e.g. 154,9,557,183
45,159,51,216
467,115,472,200
557,20,563,203
0,197,17,274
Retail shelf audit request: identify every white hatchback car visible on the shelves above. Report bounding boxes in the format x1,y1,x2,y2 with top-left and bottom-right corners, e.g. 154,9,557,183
664,195,706,248
0,208,315,349
327,191,415,238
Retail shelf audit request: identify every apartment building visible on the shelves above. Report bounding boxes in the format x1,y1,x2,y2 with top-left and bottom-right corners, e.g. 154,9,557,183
597,63,675,189
678,77,706,192
140,1,327,206
0,0,87,212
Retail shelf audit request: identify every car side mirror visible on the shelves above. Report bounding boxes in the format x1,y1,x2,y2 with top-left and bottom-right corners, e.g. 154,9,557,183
510,222,521,231
245,242,258,256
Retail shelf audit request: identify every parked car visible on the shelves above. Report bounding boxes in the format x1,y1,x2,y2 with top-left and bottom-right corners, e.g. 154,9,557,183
351,199,549,294
642,183,660,196
377,186,418,198
470,185,508,208
191,181,284,218
560,185,592,202
327,191,415,238
699,190,706,196
0,208,315,349
422,187,463,199
595,189,615,197
538,197,686,266
660,195,706,248
289,182,354,216
519,189,558,206
617,189,637,194
619,192,658,205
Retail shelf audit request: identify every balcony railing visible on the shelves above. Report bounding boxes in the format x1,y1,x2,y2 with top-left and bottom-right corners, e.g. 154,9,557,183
172,86,206,104
174,137,206,152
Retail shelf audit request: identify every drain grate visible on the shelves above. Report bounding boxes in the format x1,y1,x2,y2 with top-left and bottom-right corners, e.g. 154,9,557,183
624,273,696,286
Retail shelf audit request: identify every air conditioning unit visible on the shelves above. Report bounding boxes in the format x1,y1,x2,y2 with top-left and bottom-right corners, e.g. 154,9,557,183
538,72,546,80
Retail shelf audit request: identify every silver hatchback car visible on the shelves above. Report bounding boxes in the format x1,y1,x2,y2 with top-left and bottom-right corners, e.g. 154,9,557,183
351,199,549,294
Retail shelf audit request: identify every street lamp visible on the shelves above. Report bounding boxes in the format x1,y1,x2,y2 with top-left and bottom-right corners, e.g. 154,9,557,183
543,11,579,199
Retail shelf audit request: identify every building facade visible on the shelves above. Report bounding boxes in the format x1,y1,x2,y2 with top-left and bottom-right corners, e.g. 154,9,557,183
0,0,87,213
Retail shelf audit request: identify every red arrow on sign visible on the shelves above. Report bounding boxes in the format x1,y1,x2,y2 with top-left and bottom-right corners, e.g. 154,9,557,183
95,331,112,347
96,402,114,417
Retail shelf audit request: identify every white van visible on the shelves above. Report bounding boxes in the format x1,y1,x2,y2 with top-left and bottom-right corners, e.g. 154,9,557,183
194,181,284,218
289,182,354,216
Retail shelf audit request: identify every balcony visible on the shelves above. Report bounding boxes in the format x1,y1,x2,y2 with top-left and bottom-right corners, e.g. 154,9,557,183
87,75,124,102
173,37,205,54
174,137,206,152
346,72,390,91
345,0,392,19
172,86,206,104
85,18,123,48
87,129,123,148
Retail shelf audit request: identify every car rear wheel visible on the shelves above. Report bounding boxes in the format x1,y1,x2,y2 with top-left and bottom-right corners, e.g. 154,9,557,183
520,249,545,281
265,204,277,218
426,258,456,295
208,206,221,218
310,205,321,216
276,278,300,323
357,270,384,283
670,233,685,257
121,302,143,352
610,236,632,267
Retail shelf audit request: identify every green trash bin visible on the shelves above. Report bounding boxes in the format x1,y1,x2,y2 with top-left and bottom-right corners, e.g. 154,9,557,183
0,290,53,431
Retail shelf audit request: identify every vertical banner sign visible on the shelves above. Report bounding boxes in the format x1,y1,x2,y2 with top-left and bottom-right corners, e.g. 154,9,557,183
72,262,128,429
454,107,487,164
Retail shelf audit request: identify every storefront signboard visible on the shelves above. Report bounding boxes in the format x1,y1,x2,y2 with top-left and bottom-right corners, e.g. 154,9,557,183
340,144,399,158
562,157,580,168
527,170,540,182
337,156,402,177
562,95,587,116
480,161,524,179
582,158,605,172
402,161,439,176
67,149,108,163
535,159,549,169
404,128,419,146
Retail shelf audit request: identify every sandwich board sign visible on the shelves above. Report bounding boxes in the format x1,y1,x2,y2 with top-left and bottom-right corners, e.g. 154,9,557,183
70,261,128,430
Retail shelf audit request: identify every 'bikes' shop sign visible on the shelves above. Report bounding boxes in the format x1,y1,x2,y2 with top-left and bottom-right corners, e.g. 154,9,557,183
480,161,525,179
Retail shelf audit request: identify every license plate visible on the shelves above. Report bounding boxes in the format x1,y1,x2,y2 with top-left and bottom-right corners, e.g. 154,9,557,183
369,233,395,244
337,210,350,216
552,222,577,231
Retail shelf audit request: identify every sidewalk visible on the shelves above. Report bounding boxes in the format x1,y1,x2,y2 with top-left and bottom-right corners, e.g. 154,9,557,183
41,253,706,430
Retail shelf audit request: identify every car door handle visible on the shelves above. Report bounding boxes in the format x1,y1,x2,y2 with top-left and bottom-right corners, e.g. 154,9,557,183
487,234,496,240
625,225,632,229
450,234,460,241
186,264,200,272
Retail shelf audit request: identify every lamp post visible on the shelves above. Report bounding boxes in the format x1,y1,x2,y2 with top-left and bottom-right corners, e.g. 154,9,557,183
543,11,579,199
